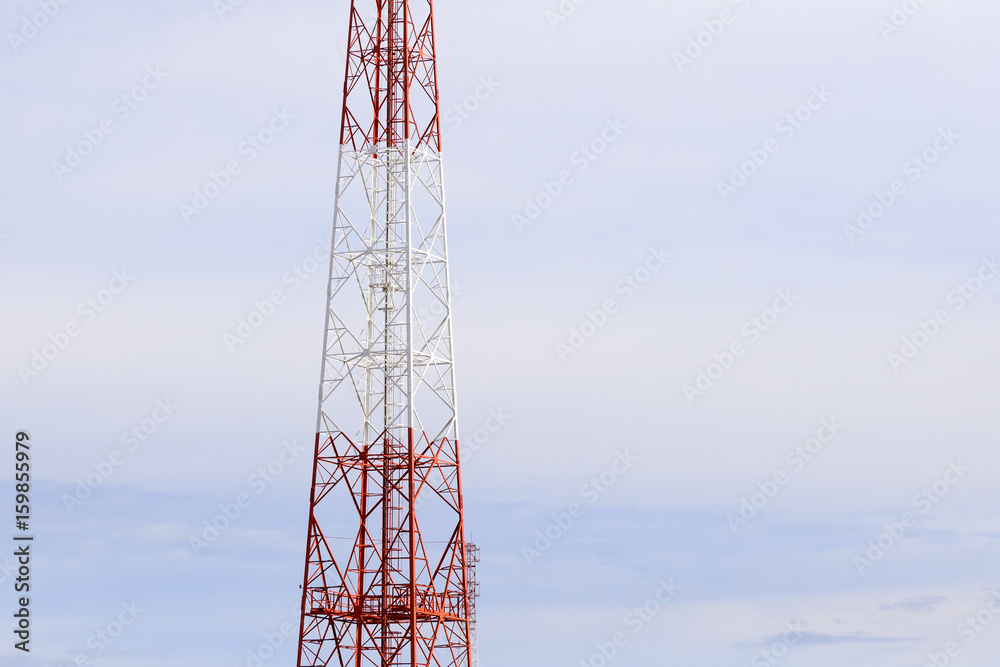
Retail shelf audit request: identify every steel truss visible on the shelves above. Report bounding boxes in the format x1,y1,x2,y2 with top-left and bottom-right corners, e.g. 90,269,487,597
296,1,475,666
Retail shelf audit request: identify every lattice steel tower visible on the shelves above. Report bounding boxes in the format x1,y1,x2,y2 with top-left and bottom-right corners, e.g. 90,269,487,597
295,1,477,666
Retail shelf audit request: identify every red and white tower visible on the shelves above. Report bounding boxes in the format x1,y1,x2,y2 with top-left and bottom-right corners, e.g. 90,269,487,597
295,2,476,666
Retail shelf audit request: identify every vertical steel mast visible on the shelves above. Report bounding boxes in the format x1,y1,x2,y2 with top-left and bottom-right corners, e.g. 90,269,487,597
296,1,474,666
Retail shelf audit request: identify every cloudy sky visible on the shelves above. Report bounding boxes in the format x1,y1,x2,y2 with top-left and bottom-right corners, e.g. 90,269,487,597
2,0,1000,665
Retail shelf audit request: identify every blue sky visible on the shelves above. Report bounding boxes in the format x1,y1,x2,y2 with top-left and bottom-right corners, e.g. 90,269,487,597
2,0,1000,666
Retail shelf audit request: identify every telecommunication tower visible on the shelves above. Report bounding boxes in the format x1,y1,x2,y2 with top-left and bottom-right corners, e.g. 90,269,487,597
295,2,477,666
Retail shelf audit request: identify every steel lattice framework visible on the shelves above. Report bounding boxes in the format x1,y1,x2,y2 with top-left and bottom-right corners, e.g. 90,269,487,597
296,2,475,666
